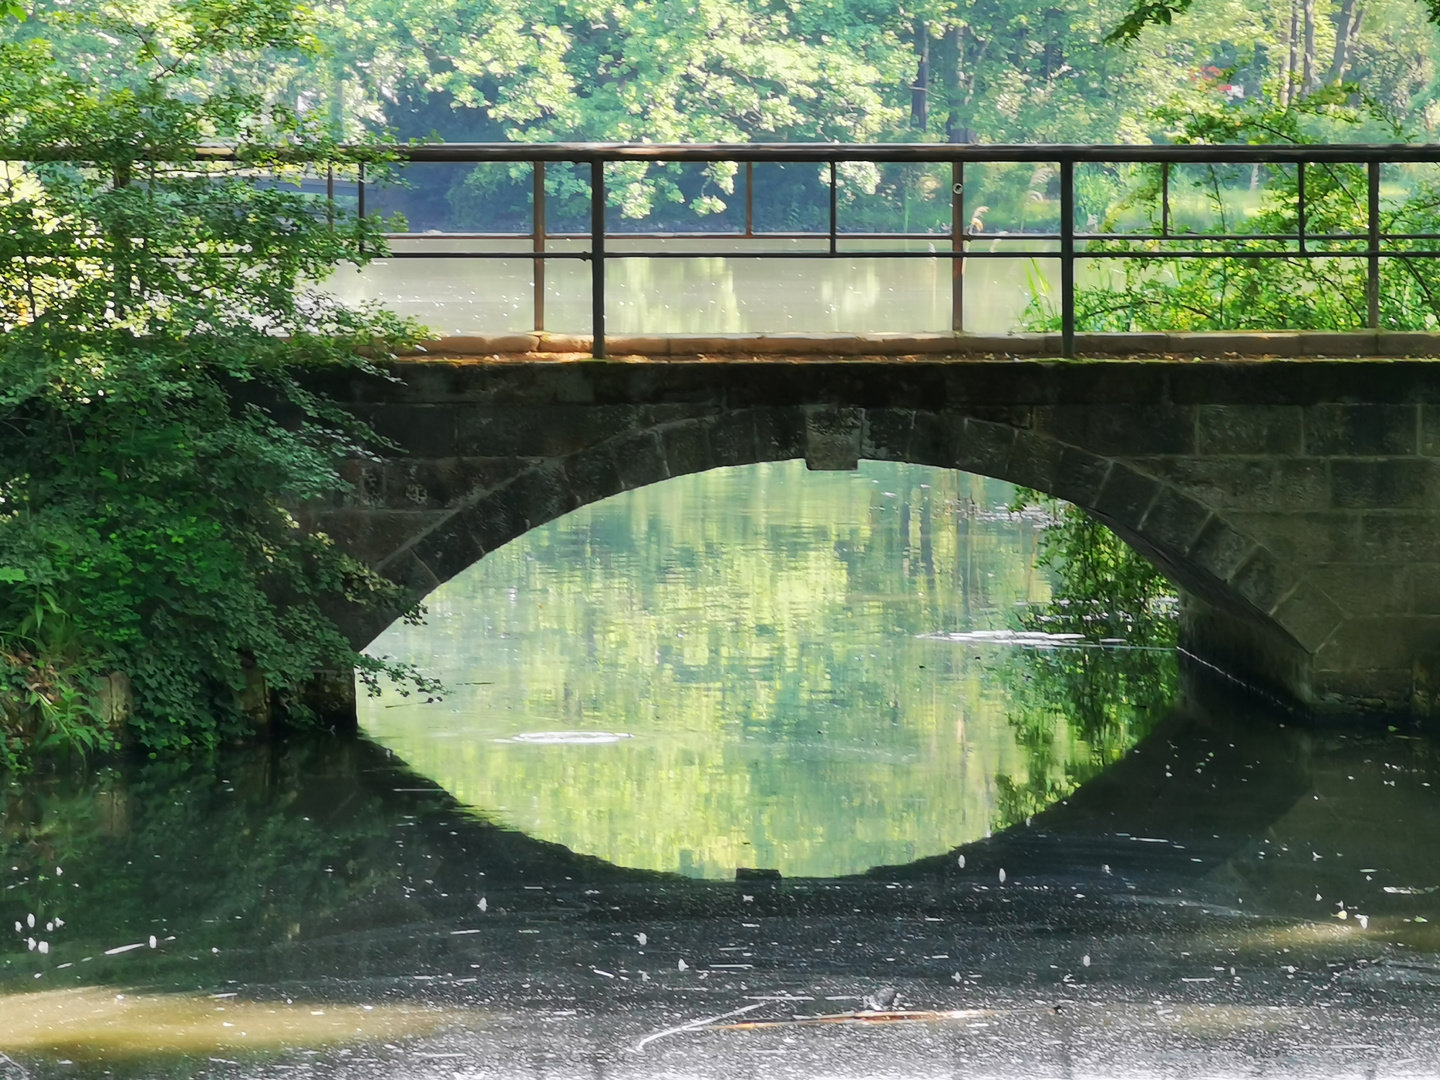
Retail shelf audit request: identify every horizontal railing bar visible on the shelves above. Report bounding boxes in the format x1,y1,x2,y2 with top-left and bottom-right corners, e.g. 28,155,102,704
9,141,1440,165
382,230,1440,245
383,231,962,242
375,142,1440,165
366,248,1440,261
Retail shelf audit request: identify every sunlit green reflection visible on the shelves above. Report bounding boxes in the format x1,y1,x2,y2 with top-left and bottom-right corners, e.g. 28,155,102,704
362,461,1167,878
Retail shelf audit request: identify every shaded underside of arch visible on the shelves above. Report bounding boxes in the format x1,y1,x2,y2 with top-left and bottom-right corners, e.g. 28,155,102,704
349,405,1324,707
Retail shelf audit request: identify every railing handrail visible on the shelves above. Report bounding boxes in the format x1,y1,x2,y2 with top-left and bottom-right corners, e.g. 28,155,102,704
10,141,1440,358
382,142,1440,165
10,141,1440,165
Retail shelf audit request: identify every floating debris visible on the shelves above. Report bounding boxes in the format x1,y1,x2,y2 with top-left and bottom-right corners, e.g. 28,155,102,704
504,731,633,745
714,1008,997,1031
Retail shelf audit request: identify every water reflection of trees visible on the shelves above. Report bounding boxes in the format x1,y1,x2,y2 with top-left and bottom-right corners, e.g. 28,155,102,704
0,739,652,992
990,494,1179,829
367,463,1122,877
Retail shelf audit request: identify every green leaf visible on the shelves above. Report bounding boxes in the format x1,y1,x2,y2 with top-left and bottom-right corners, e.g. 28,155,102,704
1105,0,1194,44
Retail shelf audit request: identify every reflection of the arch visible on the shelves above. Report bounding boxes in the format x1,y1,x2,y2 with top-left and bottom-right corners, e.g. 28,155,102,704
359,461,1162,878
4,702,1440,1076
877,669,1440,934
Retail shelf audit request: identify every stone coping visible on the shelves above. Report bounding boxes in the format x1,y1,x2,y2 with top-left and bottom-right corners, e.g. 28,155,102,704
405,330,1440,360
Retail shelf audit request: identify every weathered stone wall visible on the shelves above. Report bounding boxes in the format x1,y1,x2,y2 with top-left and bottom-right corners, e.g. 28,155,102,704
304,356,1440,720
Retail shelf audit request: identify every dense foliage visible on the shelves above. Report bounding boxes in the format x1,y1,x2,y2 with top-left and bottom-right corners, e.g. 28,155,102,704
0,1,431,768
989,490,1177,826
6,0,1440,235
1026,86,1440,333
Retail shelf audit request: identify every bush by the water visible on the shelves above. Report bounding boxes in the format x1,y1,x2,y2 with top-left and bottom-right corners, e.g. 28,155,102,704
0,1,434,768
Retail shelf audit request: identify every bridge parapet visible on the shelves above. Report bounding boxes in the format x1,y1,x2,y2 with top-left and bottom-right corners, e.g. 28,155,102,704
308,355,1440,721
410,330,1440,360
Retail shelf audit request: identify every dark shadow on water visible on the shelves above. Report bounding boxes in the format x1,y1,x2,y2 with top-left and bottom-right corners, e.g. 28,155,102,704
872,665,1312,887
5,685,1440,1076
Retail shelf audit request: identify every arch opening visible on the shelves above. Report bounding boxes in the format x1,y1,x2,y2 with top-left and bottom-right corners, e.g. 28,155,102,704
358,460,1174,879
345,405,1313,711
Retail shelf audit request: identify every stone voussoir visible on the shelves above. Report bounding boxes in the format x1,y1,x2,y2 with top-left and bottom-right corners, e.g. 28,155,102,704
317,357,1440,722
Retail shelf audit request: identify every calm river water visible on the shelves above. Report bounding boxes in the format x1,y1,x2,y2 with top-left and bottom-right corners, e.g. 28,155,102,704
3,462,1440,1078
326,240,1060,336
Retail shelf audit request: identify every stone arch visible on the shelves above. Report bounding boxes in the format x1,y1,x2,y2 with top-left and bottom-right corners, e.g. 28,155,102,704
349,404,1331,705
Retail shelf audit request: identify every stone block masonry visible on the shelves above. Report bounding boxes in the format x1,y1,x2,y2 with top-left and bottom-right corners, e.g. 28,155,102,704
303,353,1440,722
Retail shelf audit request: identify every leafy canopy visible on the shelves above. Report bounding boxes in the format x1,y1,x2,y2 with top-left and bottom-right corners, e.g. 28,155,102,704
1025,83,1440,335
0,0,432,767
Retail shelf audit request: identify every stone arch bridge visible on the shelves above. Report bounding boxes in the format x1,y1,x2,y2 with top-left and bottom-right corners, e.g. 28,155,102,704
304,353,1440,720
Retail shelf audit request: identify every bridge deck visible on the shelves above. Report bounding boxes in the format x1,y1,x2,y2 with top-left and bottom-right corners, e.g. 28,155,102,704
411,330,1440,360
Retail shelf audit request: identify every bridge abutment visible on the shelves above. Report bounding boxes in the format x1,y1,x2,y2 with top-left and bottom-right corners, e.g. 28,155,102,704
309,355,1440,723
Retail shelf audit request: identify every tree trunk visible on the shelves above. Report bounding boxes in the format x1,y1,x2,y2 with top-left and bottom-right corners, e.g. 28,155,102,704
911,20,930,131
937,23,964,143
1282,0,1298,107
1302,0,1317,92
1325,0,1365,84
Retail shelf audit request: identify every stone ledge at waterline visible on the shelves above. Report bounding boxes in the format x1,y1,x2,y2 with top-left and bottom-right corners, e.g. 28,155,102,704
0,669,358,752
0,671,131,746
303,355,1440,723
403,330,1440,360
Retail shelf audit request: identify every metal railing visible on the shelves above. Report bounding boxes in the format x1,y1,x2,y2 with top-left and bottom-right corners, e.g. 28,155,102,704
32,142,1440,357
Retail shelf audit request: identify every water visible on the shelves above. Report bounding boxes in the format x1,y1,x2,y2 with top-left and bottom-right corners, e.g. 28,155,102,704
324,240,1060,336
3,463,1440,1077
361,463,1159,879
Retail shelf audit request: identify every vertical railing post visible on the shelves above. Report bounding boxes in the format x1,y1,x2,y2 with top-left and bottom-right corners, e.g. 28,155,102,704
1059,158,1075,358
591,158,606,358
951,160,964,333
326,164,335,230
745,161,754,237
828,159,838,255
533,160,546,333
356,161,366,256
1367,158,1381,330
1160,162,1170,237
1296,161,1306,256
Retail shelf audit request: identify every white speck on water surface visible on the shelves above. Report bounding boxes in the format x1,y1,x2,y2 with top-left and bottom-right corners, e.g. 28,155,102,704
998,869,1007,883
478,897,488,912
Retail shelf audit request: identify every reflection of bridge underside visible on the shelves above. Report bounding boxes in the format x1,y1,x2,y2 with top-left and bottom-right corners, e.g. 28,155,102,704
368,675,1310,892
870,676,1311,886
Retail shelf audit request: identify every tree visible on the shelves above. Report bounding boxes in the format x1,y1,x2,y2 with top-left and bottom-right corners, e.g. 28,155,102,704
1028,85,1440,335
0,0,432,768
